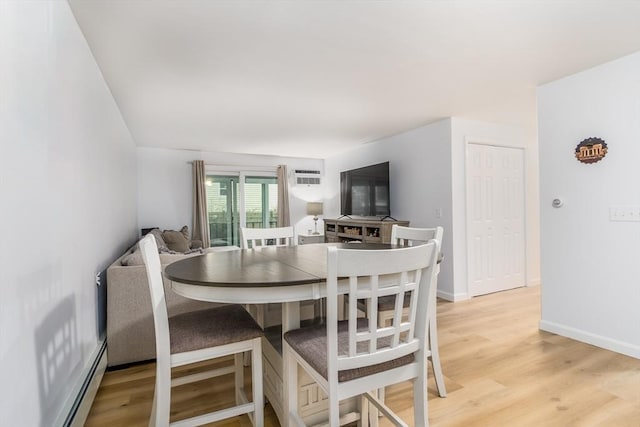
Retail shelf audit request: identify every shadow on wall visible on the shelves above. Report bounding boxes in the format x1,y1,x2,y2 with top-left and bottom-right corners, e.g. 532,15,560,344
34,295,79,427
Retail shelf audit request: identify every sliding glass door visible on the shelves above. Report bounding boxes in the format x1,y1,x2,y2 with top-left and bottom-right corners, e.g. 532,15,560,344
244,176,278,229
205,172,278,247
206,175,240,247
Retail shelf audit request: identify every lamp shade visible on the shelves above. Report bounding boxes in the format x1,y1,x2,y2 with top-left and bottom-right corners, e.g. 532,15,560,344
306,202,323,216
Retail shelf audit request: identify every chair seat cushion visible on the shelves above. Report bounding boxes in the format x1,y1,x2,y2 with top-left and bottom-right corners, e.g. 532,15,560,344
284,319,415,383
169,305,263,354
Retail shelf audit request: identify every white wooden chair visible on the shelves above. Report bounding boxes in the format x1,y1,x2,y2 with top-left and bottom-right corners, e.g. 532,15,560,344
386,224,447,398
284,242,439,427
139,234,264,427
241,226,321,328
240,226,295,249
241,226,297,330
348,225,447,400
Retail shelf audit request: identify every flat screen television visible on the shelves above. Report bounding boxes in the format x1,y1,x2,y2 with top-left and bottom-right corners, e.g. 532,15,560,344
340,161,390,217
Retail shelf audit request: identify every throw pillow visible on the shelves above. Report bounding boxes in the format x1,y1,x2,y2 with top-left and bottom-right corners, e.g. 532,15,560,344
149,228,169,252
162,226,191,252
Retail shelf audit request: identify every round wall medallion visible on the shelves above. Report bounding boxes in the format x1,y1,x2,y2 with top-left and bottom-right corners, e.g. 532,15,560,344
575,137,607,164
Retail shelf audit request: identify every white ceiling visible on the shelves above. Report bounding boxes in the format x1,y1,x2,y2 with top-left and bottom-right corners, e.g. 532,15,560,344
69,0,640,159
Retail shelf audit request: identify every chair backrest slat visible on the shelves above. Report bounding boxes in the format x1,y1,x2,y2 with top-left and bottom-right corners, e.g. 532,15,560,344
326,243,438,374
240,226,295,249
348,276,358,357
368,274,379,354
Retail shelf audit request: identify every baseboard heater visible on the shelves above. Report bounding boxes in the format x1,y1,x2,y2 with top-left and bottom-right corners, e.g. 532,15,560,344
60,340,107,427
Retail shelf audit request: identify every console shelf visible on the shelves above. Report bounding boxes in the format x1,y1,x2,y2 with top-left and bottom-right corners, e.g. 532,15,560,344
323,218,409,244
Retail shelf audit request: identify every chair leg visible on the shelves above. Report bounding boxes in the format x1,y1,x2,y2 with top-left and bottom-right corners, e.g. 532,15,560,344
244,304,265,367
358,394,369,427
235,353,244,405
251,338,264,427
413,360,429,427
369,388,382,426
149,388,157,427
429,317,447,397
284,343,299,426
328,395,340,427
327,369,340,427
152,363,171,427
314,298,325,324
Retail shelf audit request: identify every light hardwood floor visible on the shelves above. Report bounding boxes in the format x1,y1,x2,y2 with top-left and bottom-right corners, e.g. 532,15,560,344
86,286,640,426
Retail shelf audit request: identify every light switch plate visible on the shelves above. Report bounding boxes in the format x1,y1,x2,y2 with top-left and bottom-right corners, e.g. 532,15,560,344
609,206,640,222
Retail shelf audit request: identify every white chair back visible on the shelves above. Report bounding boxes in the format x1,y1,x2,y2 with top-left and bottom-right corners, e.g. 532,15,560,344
139,234,170,358
390,223,443,293
391,224,443,247
240,226,294,249
138,234,172,424
327,242,439,375
388,224,448,398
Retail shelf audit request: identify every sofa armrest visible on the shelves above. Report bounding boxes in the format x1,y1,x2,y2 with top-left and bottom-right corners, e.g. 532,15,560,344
106,262,217,367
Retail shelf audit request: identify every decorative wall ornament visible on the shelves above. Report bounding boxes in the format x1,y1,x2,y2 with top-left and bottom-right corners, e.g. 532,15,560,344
575,137,607,164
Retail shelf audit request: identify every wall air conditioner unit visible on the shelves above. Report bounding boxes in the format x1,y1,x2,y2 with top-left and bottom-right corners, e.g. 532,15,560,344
293,169,322,186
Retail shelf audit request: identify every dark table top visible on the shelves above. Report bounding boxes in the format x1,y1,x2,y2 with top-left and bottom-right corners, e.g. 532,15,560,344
164,243,393,288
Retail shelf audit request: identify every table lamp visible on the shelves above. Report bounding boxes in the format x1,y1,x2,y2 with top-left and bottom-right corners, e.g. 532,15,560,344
306,202,323,235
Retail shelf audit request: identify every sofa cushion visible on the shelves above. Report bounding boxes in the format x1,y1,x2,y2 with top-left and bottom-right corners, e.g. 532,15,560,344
163,226,191,252
121,249,198,266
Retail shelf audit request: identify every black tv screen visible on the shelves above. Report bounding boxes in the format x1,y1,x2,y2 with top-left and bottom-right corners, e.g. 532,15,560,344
340,162,390,217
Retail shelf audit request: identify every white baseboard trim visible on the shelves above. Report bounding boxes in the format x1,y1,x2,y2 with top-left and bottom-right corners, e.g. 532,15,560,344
527,277,541,286
437,289,469,302
57,341,107,427
539,320,640,360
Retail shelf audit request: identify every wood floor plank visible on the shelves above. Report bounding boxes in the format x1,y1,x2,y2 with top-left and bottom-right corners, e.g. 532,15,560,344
86,286,640,426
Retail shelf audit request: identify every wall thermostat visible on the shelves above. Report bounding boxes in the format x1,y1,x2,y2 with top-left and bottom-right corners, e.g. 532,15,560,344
552,198,564,208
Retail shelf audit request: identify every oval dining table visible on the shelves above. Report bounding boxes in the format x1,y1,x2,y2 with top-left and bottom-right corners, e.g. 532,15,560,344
164,242,392,427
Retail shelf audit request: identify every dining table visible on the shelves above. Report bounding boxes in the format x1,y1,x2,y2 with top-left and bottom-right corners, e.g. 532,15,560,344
164,242,393,427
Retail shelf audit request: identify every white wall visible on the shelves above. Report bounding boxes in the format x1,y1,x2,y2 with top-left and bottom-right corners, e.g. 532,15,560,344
137,147,324,238
450,118,540,299
538,52,640,358
0,1,138,424
324,120,455,298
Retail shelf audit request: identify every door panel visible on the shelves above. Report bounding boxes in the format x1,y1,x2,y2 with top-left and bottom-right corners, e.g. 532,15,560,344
244,176,278,229
206,175,240,247
467,144,525,296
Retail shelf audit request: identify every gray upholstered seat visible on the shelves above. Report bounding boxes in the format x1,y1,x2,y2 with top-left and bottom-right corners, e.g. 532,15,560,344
284,318,414,383
169,304,264,354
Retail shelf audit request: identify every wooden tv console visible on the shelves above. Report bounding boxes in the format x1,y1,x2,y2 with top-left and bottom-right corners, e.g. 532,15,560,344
323,218,410,244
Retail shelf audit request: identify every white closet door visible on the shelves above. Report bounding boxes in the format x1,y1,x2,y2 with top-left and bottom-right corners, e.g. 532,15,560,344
467,143,525,296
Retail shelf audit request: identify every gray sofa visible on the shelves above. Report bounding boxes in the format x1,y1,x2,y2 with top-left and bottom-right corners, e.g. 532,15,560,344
106,238,238,367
